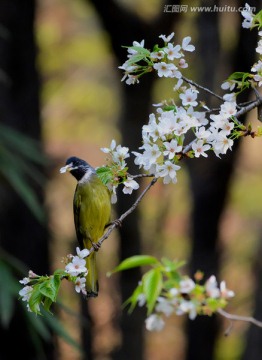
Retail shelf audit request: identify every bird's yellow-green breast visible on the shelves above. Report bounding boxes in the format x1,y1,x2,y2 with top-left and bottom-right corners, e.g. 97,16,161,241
73,176,111,249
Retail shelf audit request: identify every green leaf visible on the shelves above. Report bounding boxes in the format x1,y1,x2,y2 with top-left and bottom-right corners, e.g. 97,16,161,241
127,53,146,64
123,283,144,314
0,124,48,223
129,46,151,57
43,296,53,313
96,166,113,184
39,275,61,302
53,268,67,278
0,124,47,165
108,255,159,275
161,258,186,272
0,261,19,327
162,105,177,112
253,10,262,28
142,268,163,314
0,148,45,223
228,71,250,81
28,285,43,314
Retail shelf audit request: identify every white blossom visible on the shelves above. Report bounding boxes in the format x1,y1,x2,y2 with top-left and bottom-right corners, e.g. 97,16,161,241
150,50,165,60
220,101,237,117
153,62,178,78
155,297,174,316
127,40,145,56
241,4,254,28
178,58,188,68
179,278,196,293
159,32,175,42
195,126,211,141
145,314,165,331
256,39,262,55
19,277,30,285
192,140,211,158
254,74,262,87
101,139,116,154
179,88,198,107
74,277,87,295
205,275,220,298
155,161,181,184
182,36,195,52
65,256,87,277
173,78,183,91
213,134,234,156
123,177,140,194
76,247,90,259
177,300,197,320
19,285,33,302
221,80,236,91
220,281,235,299
223,92,237,102
163,139,182,159
164,43,182,60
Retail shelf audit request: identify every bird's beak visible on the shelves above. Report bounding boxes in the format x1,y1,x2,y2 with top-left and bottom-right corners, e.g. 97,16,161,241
60,163,77,174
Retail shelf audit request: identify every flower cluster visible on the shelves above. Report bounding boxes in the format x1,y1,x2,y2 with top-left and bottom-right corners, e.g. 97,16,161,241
19,247,90,313
143,275,235,332
99,140,139,202
111,256,235,332
19,270,40,313
64,247,90,296
119,32,194,85
118,29,245,185
133,94,237,182
221,5,262,94
116,5,262,188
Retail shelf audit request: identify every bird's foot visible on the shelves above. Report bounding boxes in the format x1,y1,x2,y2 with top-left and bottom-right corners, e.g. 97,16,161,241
91,240,101,252
105,219,122,229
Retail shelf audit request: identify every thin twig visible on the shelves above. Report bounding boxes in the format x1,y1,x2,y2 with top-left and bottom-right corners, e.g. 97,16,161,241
235,95,262,118
182,76,225,101
88,177,158,254
129,173,155,179
218,308,262,332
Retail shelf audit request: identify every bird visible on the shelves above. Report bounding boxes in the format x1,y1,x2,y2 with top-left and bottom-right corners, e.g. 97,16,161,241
60,156,111,297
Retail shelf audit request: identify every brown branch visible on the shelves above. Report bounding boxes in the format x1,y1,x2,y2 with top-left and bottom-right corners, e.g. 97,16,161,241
129,173,155,179
218,308,262,334
182,76,225,102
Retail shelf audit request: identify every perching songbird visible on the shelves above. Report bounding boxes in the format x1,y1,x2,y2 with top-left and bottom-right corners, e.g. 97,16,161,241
60,156,111,297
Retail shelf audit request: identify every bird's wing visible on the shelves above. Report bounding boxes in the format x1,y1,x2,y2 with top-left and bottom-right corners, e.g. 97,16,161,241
73,185,85,249
73,180,111,249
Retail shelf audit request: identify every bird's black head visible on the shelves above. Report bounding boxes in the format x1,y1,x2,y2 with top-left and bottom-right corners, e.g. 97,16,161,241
60,156,95,181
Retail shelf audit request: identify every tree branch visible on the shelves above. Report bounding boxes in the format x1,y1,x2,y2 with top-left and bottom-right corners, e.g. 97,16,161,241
182,75,225,102
218,308,262,334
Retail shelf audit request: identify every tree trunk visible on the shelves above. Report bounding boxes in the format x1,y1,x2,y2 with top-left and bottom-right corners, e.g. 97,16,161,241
0,1,54,358
186,1,258,359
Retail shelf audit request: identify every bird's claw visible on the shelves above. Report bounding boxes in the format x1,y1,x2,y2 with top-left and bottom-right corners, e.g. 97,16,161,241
91,241,101,251
113,219,122,227
105,219,122,229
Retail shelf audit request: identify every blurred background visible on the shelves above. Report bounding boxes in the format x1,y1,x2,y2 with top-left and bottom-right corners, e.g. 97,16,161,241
0,0,262,359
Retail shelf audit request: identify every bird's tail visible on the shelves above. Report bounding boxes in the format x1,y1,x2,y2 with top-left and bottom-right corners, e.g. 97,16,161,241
85,252,99,297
